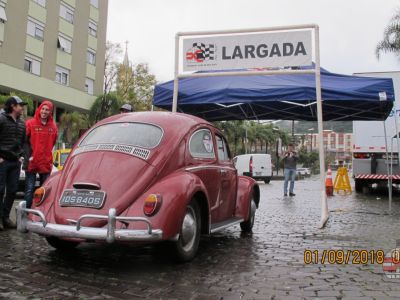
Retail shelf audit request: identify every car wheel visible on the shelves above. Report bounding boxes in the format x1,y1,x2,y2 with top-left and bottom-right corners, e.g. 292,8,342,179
264,178,270,184
240,196,256,232
45,237,80,250
173,200,201,262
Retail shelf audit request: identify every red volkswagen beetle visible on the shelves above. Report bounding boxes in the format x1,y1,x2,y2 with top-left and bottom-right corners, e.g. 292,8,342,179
17,112,260,261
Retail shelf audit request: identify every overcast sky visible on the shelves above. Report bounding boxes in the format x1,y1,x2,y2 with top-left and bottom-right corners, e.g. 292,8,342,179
107,0,399,82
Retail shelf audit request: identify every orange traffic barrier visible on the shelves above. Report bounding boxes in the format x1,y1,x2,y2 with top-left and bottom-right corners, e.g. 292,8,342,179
325,166,334,196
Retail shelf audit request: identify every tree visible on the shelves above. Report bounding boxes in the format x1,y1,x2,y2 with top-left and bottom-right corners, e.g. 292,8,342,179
117,62,156,111
89,41,157,122
104,41,123,94
213,120,289,156
59,112,89,146
376,9,400,59
88,92,121,125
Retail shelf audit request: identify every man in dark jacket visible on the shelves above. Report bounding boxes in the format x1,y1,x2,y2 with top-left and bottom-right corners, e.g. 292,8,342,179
282,143,298,197
0,96,27,230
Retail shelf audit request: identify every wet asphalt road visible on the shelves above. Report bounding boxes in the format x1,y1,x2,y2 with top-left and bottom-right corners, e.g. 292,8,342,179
1,176,400,299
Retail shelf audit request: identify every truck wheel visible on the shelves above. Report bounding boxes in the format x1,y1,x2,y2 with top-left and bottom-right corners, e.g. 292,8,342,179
45,237,79,250
264,178,271,184
173,200,201,262
355,179,364,193
240,197,256,232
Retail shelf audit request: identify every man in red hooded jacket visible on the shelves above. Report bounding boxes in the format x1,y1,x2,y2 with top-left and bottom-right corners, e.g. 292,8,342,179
24,101,58,208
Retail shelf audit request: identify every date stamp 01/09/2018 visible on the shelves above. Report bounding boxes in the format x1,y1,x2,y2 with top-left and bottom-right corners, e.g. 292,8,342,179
303,247,400,279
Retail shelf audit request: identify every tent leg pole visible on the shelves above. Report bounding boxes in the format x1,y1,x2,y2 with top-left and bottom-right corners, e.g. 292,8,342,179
172,34,180,113
394,108,400,164
383,121,391,211
314,26,328,229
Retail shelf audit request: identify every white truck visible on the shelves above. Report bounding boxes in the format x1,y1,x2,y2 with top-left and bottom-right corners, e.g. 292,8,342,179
352,71,400,193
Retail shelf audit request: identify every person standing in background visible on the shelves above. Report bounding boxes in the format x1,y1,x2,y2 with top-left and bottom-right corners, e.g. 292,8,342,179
24,100,58,208
282,143,298,197
0,96,27,230
119,103,133,113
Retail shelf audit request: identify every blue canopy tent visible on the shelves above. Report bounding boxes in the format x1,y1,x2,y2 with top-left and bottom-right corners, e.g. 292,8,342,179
153,68,395,121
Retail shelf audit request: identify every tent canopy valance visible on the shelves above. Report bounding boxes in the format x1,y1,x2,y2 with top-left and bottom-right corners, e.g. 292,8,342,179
153,67,394,121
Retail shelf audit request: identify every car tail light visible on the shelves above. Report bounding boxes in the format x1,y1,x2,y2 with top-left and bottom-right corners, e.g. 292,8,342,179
33,187,46,207
353,153,370,159
249,156,253,174
143,194,162,216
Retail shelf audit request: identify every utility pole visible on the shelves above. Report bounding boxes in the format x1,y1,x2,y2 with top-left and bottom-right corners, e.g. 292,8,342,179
291,120,295,144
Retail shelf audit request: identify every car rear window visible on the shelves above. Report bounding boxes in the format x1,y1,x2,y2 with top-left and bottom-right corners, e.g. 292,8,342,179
80,122,163,149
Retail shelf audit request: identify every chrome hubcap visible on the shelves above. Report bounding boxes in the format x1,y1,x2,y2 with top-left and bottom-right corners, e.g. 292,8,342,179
180,206,197,251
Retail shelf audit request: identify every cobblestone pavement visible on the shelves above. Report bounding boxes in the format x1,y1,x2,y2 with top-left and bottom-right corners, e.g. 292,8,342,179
1,176,400,299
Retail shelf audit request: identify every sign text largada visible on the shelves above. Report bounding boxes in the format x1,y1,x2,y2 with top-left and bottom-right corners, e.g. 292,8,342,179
183,30,312,72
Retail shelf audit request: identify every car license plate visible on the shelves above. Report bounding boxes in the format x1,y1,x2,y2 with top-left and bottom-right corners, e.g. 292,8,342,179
59,190,106,209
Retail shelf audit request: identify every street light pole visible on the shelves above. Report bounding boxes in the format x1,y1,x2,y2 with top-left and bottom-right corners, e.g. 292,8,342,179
308,128,314,152
273,127,279,175
245,125,248,154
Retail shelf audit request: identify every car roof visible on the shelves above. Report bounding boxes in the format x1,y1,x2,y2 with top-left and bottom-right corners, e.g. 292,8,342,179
102,111,210,126
93,112,215,140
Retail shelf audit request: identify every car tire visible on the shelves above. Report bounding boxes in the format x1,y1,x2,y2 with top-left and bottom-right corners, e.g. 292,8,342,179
240,196,256,232
45,237,80,250
264,178,270,184
173,200,201,262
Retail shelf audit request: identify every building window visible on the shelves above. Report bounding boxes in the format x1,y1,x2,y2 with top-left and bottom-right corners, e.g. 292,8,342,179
57,35,72,53
65,10,73,23
24,59,31,72
85,78,94,95
87,49,96,65
90,0,98,8
0,3,7,23
55,66,69,85
27,18,45,41
33,0,46,7
88,20,97,37
60,2,74,24
24,55,41,76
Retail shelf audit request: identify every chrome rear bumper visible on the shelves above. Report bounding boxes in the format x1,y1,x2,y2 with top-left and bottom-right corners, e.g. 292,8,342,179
16,201,163,243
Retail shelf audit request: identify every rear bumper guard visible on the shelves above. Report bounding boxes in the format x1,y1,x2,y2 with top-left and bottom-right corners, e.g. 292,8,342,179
16,201,163,243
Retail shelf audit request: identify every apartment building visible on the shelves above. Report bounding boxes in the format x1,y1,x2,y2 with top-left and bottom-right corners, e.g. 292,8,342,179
300,130,353,162
0,0,108,115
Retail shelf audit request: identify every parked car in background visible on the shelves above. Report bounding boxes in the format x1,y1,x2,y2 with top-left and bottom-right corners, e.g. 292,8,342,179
296,167,311,177
53,149,72,171
233,154,273,183
17,112,260,262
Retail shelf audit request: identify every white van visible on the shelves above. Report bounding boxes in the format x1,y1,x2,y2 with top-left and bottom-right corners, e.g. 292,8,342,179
233,154,273,183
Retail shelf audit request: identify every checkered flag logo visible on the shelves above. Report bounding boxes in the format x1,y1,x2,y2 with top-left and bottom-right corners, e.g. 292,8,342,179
192,43,215,61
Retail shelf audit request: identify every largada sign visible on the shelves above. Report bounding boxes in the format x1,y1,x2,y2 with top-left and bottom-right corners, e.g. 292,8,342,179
183,30,312,72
